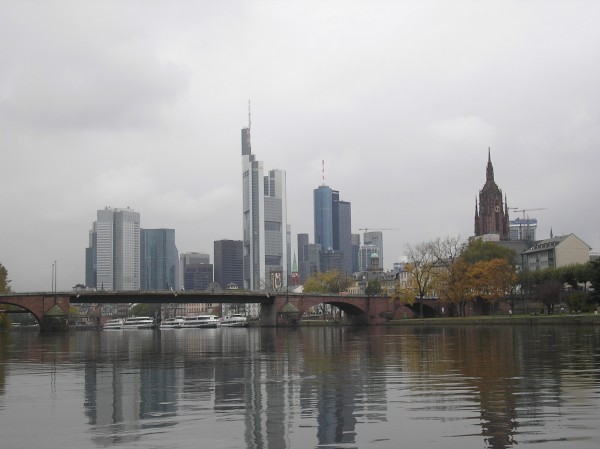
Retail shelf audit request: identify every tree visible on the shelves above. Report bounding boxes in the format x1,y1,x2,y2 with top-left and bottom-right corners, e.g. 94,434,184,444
365,279,382,296
0,263,11,329
393,242,438,317
460,238,517,265
303,270,352,294
437,257,473,316
534,280,563,314
469,258,518,312
0,263,10,293
589,259,600,303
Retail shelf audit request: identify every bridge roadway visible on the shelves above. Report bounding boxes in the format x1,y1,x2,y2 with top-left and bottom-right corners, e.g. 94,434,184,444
1,290,410,331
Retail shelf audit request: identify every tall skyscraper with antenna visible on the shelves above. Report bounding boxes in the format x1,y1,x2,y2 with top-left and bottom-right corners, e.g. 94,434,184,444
241,103,288,293
313,161,353,275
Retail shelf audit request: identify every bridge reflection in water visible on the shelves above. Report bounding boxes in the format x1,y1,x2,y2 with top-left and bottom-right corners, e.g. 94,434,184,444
0,291,410,330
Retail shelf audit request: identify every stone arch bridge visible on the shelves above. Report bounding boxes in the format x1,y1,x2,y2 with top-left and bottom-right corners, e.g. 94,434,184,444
0,291,418,331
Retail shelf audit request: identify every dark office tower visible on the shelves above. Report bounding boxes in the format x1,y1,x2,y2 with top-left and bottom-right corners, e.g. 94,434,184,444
313,185,353,275
314,185,334,249
297,233,310,282
140,229,179,291
180,253,213,291
214,240,243,289
351,233,360,273
335,198,353,275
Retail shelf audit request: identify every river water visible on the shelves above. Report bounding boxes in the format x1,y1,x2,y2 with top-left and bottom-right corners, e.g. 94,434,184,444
1,325,599,449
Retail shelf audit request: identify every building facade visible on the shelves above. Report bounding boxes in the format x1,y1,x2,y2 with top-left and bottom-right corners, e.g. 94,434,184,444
363,231,383,270
214,240,243,289
180,252,213,291
313,185,353,275
86,207,140,291
509,218,537,242
522,234,590,271
474,150,510,240
241,120,288,291
140,229,178,291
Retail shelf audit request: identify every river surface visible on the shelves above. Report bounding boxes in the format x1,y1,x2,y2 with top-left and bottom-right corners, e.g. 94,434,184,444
1,325,599,449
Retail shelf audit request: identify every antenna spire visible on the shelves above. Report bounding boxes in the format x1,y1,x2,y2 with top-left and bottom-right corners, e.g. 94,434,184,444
322,160,325,185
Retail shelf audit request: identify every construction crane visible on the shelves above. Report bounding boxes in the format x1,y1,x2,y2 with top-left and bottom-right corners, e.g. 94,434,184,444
513,208,547,221
511,208,547,241
358,228,401,233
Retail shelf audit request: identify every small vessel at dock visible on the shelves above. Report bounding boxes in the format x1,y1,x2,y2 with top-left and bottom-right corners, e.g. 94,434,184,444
160,316,185,329
182,315,220,328
102,318,125,330
220,314,248,327
123,316,155,329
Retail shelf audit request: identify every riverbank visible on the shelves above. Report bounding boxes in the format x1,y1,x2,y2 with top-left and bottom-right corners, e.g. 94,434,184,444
389,313,600,326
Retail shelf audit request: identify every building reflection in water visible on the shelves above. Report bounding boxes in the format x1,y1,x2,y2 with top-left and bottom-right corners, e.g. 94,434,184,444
47,325,600,449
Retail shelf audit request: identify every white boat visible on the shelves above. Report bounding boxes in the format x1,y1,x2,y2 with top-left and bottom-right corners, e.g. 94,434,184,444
103,318,124,330
220,314,248,327
160,316,185,329
123,316,155,329
182,315,220,328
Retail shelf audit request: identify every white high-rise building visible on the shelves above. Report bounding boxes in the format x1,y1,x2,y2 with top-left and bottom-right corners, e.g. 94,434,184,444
241,116,288,294
86,207,140,291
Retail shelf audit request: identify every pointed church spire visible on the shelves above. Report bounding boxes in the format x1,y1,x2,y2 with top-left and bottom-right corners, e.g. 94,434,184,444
486,147,494,182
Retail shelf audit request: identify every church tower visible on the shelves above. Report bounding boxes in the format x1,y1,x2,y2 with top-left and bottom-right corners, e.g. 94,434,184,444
474,149,510,239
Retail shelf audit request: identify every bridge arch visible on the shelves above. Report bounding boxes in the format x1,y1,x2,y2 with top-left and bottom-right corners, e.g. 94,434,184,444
272,294,396,326
0,295,69,331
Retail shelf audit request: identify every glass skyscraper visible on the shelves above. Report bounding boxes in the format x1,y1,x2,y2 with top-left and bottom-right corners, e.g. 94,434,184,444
140,229,178,291
241,120,288,292
86,207,140,291
313,185,353,275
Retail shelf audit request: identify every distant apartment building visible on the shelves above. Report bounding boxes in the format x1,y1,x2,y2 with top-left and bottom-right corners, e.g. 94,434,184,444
522,234,591,271
86,207,140,291
140,229,178,291
214,240,243,289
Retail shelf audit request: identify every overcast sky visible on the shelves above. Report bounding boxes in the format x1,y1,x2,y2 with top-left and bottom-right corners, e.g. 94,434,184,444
1,0,599,292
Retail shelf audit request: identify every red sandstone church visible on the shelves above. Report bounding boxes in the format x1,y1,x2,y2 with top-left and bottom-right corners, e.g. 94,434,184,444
474,149,510,240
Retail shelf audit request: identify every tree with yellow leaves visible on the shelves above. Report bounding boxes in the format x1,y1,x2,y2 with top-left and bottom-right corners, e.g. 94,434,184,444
302,270,352,294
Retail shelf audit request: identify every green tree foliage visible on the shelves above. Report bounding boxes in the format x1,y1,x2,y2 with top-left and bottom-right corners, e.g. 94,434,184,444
534,279,563,314
364,279,382,296
130,303,160,318
590,259,600,303
460,238,517,265
0,263,11,329
434,238,518,316
0,263,10,293
303,270,352,294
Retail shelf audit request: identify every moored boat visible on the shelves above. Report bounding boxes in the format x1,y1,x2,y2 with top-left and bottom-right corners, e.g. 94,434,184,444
182,315,220,328
220,314,248,327
103,318,125,330
160,316,185,329
123,316,155,329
